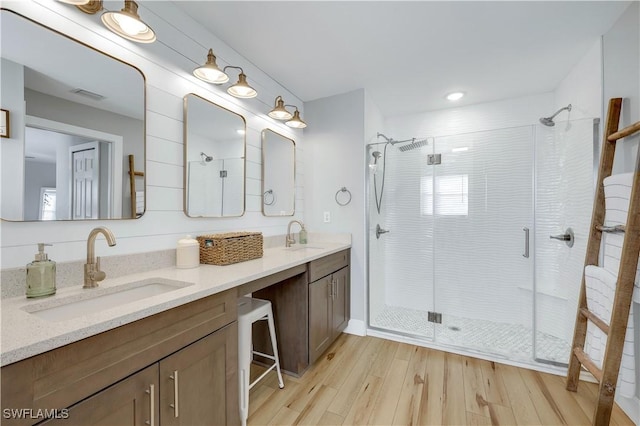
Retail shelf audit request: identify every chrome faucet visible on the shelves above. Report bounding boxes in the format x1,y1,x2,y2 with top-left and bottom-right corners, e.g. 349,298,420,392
84,227,117,288
285,220,305,247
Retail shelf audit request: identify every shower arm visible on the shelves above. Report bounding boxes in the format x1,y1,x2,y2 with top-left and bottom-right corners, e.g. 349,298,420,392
547,104,572,120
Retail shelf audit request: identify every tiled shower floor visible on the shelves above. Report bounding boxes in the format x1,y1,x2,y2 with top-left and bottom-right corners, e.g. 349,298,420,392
372,305,571,364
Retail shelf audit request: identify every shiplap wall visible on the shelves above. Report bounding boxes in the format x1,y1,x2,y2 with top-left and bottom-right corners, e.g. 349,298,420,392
0,0,305,269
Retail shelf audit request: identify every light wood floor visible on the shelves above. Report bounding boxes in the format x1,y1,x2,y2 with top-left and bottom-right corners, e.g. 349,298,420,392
248,334,633,425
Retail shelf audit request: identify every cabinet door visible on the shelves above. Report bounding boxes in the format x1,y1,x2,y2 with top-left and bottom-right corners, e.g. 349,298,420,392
332,266,350,337
160,322,239,426
309,276,333,364
42,364,159,426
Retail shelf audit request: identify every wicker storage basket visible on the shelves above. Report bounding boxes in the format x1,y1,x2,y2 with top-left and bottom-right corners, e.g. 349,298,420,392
197,232,263,265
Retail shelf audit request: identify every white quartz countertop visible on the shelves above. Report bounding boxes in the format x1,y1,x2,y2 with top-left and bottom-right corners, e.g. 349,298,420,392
1,241,350,366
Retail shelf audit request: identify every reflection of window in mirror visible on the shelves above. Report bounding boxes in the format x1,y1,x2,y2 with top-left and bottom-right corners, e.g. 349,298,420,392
39,188,56,221
0,9,145,222
262,129,295,216
183,94,246,218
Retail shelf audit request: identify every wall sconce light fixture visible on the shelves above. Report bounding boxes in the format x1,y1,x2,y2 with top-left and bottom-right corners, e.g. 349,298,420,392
58,0,103,14
286,107,307,129
193,49,229,84
224,66,257,99
101,0,156,43
268,96,293,120
268,96,306,128
191,51,257,99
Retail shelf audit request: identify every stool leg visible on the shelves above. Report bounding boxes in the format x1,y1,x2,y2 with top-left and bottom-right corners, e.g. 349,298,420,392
238,320,251,426
266,311,285,389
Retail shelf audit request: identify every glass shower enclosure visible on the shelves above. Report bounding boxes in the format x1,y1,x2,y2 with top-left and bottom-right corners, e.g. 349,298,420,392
367,118,598,366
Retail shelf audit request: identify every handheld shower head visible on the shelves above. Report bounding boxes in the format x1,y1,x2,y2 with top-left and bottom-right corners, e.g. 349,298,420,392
200,152,213,162
540,104,572,127
369,151,382,172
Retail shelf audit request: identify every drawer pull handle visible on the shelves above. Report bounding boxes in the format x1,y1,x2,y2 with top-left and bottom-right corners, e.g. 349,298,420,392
169,370,179,417
145,384,155,426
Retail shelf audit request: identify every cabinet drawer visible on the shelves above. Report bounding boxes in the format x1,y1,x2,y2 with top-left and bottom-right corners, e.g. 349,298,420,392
308,249,350,282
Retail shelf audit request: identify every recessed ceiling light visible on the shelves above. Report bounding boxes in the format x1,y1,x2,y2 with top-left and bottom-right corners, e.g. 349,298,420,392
446,92,465,101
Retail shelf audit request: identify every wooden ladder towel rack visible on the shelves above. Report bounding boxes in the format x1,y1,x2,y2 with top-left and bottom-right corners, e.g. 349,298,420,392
128,154,144,218
566,97,640,425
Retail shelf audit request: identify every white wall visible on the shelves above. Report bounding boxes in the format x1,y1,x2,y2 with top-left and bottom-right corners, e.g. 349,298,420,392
604,1,640,175
0,58,25,220
304,89,367,332
0,1,304,269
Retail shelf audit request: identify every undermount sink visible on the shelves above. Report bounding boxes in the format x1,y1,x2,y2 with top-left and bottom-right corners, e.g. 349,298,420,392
22,278,193,322
282,246,324,251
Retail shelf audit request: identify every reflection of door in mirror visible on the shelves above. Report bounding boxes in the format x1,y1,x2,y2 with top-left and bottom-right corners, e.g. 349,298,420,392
262,129,295,216
183,94,246,218
0,10,145,221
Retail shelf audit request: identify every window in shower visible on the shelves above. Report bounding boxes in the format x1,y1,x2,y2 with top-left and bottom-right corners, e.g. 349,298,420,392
420,174,469,216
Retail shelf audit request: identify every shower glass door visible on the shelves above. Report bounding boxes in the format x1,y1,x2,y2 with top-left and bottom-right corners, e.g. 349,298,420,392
533,118,597,365
368,140,436,340
432,126,534,360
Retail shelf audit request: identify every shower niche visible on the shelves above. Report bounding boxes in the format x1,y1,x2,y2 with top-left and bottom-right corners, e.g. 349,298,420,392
367,118,598,368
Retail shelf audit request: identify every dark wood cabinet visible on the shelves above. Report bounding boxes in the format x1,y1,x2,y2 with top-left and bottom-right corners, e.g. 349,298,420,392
1,289,238,426
308,250,351,364
159,323,238,426
43,365,159,426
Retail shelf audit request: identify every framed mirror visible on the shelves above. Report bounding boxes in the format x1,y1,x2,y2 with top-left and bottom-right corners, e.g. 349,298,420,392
262,129,295,216
0,9,146,221
183,94,246,217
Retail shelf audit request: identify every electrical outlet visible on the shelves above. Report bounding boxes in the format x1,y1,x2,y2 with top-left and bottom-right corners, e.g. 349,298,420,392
323,211,331,223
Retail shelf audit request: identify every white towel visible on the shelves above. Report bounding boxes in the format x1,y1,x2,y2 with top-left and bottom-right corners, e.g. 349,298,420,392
584,265,636,398
602,172,640,303
135,191,144,214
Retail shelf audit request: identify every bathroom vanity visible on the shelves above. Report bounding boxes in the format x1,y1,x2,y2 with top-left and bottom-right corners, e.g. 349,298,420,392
1,245,350,425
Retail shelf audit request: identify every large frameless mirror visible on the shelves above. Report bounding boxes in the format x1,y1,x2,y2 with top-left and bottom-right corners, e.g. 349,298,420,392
0,9,146,221
183,94,246,217
262,129,295,216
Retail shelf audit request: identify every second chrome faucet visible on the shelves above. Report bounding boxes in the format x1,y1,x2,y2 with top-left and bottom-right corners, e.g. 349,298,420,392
285,220,305,247
84,227,116,288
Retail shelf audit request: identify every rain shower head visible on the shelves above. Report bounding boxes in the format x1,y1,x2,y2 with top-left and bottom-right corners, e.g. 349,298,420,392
540,104,572,127
200,152,213,162
395,138,429,152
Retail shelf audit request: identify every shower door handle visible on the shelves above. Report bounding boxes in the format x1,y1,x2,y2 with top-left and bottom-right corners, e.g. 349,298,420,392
522,227,529,258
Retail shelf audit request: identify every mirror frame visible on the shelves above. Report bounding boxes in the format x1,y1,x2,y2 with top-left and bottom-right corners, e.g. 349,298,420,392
261,128,296,217
182,93,247,218
0,8,147,222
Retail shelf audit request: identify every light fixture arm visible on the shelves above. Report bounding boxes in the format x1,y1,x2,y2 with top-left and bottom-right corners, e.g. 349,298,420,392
223,65,245,75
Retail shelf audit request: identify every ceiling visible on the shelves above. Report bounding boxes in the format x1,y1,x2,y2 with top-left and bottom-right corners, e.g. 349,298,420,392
173,1,630,117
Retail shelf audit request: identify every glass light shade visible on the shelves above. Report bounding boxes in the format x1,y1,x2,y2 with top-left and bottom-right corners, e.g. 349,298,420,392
193,49,229,84
285,110,307,129
101,0,156,43
227,73,257,98
268,97,293,120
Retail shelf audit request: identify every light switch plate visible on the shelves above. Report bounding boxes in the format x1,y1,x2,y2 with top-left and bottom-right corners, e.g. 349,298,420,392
323,211,331,223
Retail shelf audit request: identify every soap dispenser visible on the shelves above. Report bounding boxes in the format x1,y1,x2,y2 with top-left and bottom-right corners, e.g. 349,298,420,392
26,243,56,298
299,227,308,245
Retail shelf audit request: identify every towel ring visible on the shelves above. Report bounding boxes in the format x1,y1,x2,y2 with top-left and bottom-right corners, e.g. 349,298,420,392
263,189,276,206
335,187,352,206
